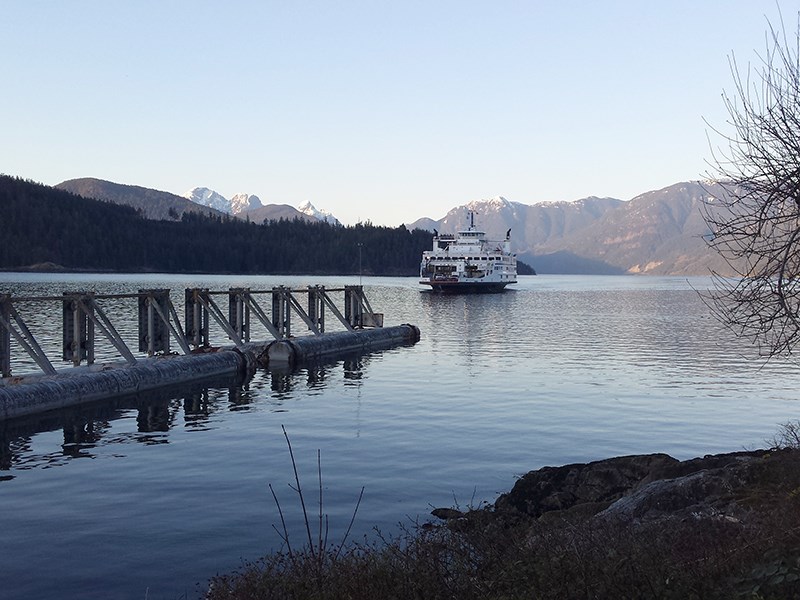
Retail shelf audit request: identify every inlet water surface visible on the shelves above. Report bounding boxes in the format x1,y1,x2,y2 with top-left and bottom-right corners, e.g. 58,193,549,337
1,273,798,599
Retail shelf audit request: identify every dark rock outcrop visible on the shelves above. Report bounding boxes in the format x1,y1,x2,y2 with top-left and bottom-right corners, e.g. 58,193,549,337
492,449,798,523
494,453,679,518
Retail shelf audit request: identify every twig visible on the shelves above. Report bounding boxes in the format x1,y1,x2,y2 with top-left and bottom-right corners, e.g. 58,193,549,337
333,486,365,561
282,424,315,558
318,448,324,559
268,483,294,559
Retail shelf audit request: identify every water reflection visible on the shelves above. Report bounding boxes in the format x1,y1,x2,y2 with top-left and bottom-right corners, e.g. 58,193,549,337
265,351,369,396
0,351,378,478
0,375,233,475
62,418,109,457
343,356,366,382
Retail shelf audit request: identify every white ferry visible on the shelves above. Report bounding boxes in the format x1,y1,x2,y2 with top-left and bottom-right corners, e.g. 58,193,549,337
419,211,517,293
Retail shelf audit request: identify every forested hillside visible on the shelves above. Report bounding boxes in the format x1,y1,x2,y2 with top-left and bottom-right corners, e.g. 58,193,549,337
56,177,226,220
0,176,433,276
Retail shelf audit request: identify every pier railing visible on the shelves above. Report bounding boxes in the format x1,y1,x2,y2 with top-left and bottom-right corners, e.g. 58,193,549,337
0,285,382,377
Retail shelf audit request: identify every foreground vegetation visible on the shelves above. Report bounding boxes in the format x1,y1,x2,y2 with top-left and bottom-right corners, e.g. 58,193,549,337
207,425,800,599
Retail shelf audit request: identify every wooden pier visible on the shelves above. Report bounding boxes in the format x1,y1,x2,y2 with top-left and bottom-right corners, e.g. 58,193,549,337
0,285,419,419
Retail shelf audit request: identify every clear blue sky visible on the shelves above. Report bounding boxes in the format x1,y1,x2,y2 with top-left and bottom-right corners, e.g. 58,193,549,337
0,1,791,225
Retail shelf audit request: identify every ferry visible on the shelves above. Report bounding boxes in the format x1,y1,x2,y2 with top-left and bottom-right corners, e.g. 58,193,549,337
419,211,517,293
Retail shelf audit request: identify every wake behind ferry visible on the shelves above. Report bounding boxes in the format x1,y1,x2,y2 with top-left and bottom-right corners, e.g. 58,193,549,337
419,211,517,293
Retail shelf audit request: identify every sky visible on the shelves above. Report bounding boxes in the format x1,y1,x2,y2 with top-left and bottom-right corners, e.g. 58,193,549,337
0,1,794,226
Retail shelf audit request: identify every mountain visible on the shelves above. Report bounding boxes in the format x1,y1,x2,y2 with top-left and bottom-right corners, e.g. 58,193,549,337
407,194,625,272
408,216,440,232
56,178,227,220
408,195,624,248
530,182,734,275
408,183,736,275
184,187,264,215
298,200,341,225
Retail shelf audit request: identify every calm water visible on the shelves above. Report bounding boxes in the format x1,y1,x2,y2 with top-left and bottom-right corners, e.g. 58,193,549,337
1,273,799,599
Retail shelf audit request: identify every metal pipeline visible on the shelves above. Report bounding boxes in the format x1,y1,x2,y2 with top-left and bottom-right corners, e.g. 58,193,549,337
265,324,421,367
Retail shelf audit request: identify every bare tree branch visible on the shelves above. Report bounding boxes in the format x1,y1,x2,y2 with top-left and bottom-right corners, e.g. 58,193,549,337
704,9,800,358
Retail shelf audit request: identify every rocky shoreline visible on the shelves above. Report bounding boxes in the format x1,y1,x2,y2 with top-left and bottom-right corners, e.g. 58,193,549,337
435,448,800,525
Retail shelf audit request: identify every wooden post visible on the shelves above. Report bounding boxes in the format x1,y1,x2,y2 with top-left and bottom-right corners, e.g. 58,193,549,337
0,294,10,377
272,286,291,338
228,288,250,343
85,294,95,365
138,289,170,355
185,288,209,348
344,285,363,328
63,293,90,366
308,286,325,333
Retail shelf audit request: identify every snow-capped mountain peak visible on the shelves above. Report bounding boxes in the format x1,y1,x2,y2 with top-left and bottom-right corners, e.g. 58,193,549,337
184,188,263,215
466,196,512,211
184,187,229,213
488,195,511,207
298,201,341,225
184,187,340,222
230,193,263,214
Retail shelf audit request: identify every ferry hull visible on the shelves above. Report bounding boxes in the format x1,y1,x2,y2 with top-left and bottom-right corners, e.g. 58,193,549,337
420,280,514,294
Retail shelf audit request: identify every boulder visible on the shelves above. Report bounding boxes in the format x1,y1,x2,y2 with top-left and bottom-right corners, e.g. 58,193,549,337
494,453,678,518
600,449,798,522
493,450,791,521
